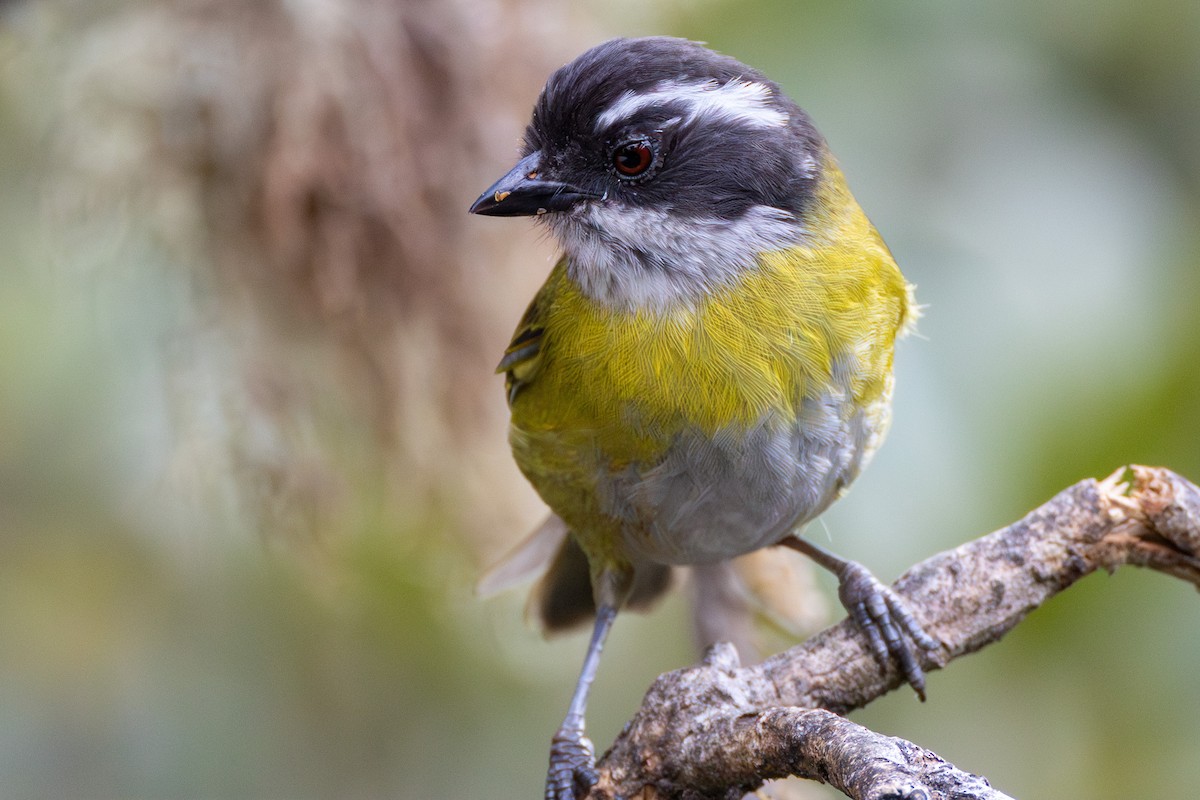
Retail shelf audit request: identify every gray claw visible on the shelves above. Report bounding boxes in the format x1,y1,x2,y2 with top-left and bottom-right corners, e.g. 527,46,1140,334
838,561,937,700
546,728,597,800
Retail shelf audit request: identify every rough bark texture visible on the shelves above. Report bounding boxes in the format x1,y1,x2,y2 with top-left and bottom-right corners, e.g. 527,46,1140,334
587,466,1200,799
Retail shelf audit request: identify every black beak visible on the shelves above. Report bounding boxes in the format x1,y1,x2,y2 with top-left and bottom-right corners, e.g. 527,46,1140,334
469,152,598,217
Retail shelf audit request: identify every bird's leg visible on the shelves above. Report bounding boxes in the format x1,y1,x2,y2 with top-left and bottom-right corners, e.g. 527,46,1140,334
545,602,617,800
780,535,938,700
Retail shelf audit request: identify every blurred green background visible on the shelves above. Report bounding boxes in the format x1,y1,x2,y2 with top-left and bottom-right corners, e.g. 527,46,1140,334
1,0,1198,798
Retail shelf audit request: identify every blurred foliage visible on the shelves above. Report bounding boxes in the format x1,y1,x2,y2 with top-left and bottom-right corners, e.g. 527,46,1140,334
0,0,1198,798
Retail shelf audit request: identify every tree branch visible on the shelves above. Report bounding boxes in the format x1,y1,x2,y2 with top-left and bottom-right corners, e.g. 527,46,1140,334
587,465,1200,799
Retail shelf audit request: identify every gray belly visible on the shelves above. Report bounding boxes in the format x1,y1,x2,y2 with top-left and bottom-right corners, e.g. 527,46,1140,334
600,388,887,565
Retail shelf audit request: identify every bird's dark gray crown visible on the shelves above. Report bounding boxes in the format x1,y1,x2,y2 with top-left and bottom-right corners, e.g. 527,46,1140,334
523,37,824,221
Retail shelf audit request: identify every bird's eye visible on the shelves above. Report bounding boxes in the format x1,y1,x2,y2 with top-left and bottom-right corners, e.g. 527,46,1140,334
612,139,655,179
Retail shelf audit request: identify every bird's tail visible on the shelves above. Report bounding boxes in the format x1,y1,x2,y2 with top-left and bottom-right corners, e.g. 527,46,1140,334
477,514,829,646
477,513,672,633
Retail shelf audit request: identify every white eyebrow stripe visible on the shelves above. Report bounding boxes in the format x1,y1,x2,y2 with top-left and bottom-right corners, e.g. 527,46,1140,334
595,78,789,132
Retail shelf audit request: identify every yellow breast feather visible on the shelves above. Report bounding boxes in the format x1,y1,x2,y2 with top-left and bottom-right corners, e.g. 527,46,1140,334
504,241,908,448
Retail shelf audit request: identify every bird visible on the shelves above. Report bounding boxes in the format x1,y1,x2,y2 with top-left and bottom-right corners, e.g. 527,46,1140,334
469,36,937,800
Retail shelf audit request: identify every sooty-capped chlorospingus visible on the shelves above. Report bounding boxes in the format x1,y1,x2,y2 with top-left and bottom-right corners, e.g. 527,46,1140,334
469,37,937,800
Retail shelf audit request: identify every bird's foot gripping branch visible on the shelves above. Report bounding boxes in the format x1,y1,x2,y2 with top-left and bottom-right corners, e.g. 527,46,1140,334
582,466,1200,800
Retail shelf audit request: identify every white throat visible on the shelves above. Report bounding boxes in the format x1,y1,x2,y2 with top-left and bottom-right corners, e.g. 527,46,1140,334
544,204,805,312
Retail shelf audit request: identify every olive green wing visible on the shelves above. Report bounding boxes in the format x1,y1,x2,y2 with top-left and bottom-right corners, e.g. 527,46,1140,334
496,277,552,406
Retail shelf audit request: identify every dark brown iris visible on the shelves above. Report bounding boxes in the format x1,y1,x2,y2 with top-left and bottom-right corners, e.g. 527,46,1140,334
612,140,654,177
